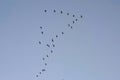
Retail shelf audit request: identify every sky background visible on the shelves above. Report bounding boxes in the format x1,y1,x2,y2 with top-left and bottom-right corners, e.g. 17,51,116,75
0,0,120,80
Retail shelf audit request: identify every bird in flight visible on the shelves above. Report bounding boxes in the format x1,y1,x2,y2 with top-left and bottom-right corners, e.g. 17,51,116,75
68,24,70,27
41,31,43,34
54,10,56,13
52,38,54,42
46,55,49,57
73,15,75,17
60,11,63,14
56,35,58,38
42,58,45,60
45,63,47,66
44,10,47,12
73,21,75,24
40,26,42,29
62,32,64,35
67,13,69,15
51,50,53,53
42,69,46,72
75,19,78,21
36,75,38,77
46,44,50,47
81,15,83,18
52,44,55,47
39,41,41,44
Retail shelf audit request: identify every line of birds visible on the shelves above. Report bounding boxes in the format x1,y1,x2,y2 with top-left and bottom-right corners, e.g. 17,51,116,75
36,9,83,79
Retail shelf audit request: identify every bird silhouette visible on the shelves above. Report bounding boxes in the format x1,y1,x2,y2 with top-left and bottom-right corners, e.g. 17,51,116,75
71,26,73,29
73,21,75,24
81,15,83,18
73,15,75,17
42,69,46,72
52,44,55,47
60,11,63,14
56,35,58,38
42,58,45,60
45,63,47,66
40,26,42,29
46,44,50,47
68,24,70,27
41,31,43,34
54,10,56,13
39,72,41,74
75,19,78,21
62,32,64,35
52,38,54,42
51,50,53,53
36,75,38,77
39,41,41,44
46,55,49,57
44,10,47,12
67,13,69,15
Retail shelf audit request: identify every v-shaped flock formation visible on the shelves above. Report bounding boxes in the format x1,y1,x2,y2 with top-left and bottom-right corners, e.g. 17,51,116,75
35,9,83,80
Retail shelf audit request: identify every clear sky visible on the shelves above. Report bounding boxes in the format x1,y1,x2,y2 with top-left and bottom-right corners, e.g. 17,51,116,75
0,0,120,80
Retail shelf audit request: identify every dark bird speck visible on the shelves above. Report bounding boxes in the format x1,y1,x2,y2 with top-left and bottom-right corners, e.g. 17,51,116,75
73,15,75,17
73,21,75,24
36,75,38,77
45,63,47,66
41,31,43,34
60,11,63,14
75,19,78,21
52,44,55,47
62,32,64,35
42,69,46,72
46,55,49,57
51,50,53,53
54,10,56,13
67,13,69,15
81,15,83,18
68,24,70,27
40,26,42,29
56,35,58,38
46,44,50,47
44,10,47,12
39,41,41,44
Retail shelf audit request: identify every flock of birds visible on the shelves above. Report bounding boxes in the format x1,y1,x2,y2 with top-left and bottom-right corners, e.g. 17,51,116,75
35,9,83,80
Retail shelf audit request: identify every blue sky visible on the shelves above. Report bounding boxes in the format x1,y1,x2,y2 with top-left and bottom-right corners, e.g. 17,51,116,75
0,0,120,80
